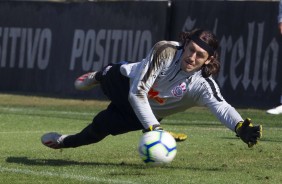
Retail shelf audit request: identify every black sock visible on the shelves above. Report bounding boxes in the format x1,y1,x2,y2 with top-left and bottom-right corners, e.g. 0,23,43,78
63,123,108,148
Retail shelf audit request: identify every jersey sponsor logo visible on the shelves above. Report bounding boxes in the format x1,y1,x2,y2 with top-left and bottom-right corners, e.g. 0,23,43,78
171,82,187,98
148,88,166,104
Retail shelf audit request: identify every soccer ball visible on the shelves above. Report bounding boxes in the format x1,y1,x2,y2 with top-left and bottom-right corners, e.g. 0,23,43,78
138,130,177,165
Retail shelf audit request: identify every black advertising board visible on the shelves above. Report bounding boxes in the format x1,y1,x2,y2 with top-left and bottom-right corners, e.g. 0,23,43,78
0,1,281,107
0,1,169,98
170,1,281,107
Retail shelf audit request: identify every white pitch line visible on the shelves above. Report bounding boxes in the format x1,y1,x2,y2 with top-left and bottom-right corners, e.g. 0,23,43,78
0,130,47,134
0,106,95,116
0,130,78,134
163,119,219,124
0,166,138,184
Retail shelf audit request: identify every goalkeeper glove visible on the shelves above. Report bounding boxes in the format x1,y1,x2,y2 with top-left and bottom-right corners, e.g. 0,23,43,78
142,125,188,142
142,124,163,133
168,131,188,142
235,118,262,148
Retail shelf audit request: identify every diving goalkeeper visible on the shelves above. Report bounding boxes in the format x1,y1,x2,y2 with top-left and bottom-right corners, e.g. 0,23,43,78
41,29,262,149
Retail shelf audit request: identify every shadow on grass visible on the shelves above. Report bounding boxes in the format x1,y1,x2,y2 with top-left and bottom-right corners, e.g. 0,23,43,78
221,136,282,142
6,156,140,167
1,111,92,122
5,156,226,172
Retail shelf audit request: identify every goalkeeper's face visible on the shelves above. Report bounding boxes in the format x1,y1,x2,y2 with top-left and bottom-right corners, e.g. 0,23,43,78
180,41,211,73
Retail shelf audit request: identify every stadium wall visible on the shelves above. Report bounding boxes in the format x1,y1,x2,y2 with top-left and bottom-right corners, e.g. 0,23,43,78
0,1,280,108
170,1,282,107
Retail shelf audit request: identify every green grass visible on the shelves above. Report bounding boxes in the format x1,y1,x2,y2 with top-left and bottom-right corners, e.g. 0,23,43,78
0,93,281,184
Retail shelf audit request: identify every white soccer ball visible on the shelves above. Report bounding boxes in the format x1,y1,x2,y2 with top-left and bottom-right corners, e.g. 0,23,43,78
138,130,177,165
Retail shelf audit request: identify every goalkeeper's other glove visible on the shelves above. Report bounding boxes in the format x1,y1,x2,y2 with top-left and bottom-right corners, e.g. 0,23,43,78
168,131,188,142
235,118,262,148
142,125,187,142
142,124,163,133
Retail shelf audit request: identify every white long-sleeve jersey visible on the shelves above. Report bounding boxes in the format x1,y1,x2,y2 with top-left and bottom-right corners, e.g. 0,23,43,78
120,41,243,131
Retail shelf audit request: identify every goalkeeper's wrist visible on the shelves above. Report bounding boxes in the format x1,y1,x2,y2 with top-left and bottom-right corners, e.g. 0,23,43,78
143,124,162,133
235,121,243,133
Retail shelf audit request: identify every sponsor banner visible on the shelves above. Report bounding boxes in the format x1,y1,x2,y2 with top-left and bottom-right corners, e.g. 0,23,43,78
0,1,169,98
170,1,281,107
0,1,281,107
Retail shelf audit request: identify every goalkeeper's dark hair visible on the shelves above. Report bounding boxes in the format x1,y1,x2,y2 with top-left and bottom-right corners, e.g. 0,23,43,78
179,29,220,78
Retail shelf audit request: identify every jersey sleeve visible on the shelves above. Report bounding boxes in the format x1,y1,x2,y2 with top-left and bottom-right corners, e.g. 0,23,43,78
197,78,243,131
128,41,177,129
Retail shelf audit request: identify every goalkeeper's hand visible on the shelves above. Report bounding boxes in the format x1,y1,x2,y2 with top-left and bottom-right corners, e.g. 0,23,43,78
142,125,187,142
142,124,163,133
235,118,262,148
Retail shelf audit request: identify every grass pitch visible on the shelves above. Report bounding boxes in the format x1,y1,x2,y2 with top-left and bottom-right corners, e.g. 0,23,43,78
0,93,281,184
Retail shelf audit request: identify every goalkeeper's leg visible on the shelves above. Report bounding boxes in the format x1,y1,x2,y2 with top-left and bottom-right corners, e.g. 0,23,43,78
41,109,112,149
58,107,118,148
42,103,143,149
41,123,109,149
74,62,129,91
62,123,109,148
